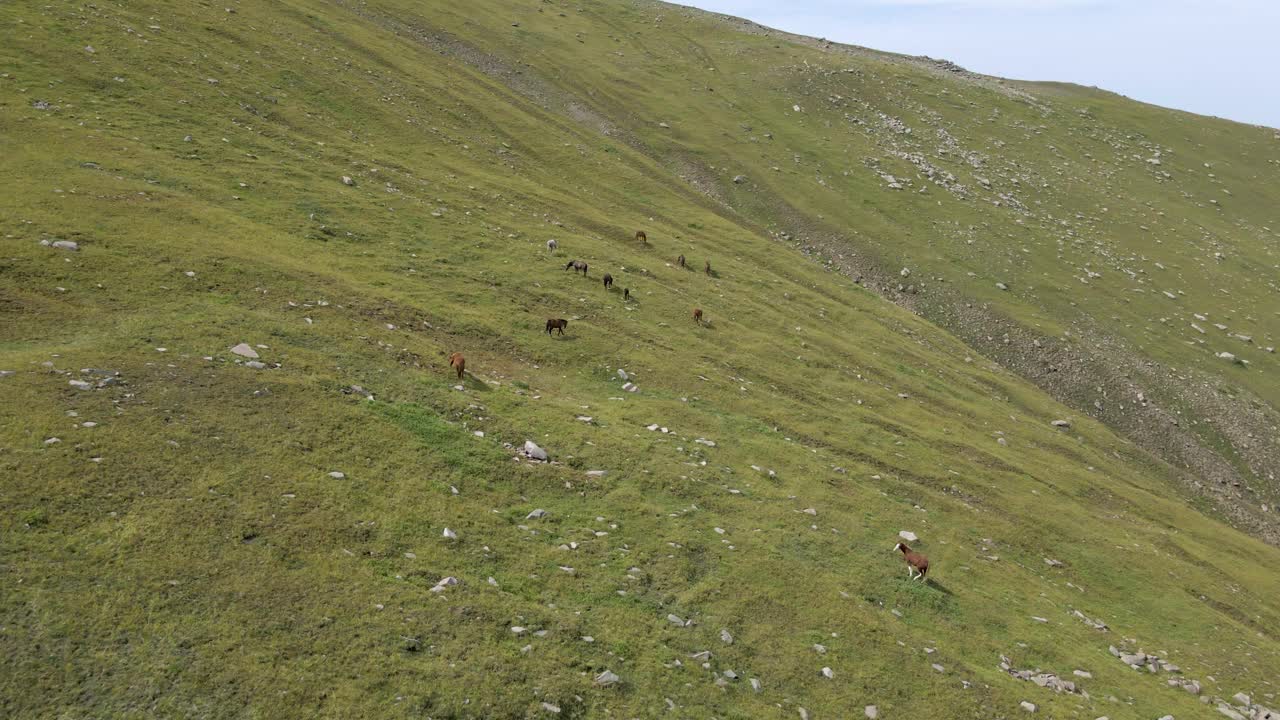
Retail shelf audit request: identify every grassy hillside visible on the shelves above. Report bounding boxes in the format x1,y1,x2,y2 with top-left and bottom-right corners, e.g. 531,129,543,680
2,1,1278,718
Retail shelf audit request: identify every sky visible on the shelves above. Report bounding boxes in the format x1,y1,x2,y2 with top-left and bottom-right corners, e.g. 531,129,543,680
680,0,1280,129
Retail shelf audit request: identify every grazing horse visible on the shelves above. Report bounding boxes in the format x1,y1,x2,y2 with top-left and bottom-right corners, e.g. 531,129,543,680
448,352,466,380
693,308,703,324
635,230,647,244
704,260,712,276
603,273,614,290
546,318,569,336
677,254,686,268
547,239,558,253
566,259,588,276
624,288,630,300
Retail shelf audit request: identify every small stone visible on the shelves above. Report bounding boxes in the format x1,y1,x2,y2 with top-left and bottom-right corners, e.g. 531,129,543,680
328,471,346,479
244,361,266,370
430,576,458,592
1020,701,1037,712
616,369,629,381
341,175,355,186
50,240,79,251
720,628,733,644
750,678,761,692
594,670,620,686
898,530,918,542
1050,419,1071,428
511,626,527,634
865,706,879,719
821,666,834,679
69,379,93,390
442,528,457,540
526,508,548,520
996,282,1009,291
666,613,685,626
540,702,561,714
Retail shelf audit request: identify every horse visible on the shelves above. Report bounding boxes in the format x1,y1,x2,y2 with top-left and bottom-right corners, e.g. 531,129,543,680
547,239,558,252
603,273,614,289
624,288,630,300
546,318,569,336
677,254,685,268
448,352,466,380
693,308,703,324
635,230,647,244
565,259,588,276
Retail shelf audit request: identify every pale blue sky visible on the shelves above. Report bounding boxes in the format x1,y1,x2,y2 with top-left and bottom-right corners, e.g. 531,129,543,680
681,0,1280,129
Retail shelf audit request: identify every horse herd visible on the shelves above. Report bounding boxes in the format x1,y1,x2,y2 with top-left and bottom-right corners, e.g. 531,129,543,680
450,231,935,583
542,230,710,336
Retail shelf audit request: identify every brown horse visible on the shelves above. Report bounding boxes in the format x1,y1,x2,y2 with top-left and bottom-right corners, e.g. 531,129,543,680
565,259,588,276
635,230,647,244
704,260,712,276
677,254,685,268
624,288,630,300
448,352,466,380
693,308,703,324
603,273,613,289
546,318,569,336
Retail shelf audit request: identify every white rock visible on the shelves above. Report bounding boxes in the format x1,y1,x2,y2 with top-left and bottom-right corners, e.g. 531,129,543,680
430,576,458,592
594,670,620,686
230,343,259,359
442,528,457,540
523,440,548,461
821,666,834,679
898,530,918,542
69,379,93,390
328,471,346,479
1020,701,1037,712
720,628,733,644
865,706,879,719
526,508,548,520
341,175,354,186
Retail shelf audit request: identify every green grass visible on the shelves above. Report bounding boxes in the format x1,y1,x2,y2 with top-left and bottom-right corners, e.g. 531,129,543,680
2,1,1279,718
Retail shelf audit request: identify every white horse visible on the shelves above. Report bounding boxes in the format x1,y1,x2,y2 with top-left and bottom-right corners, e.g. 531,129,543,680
546,239,558,253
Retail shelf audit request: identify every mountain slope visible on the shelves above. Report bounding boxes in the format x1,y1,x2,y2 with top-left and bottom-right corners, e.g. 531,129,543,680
1,1,1278,718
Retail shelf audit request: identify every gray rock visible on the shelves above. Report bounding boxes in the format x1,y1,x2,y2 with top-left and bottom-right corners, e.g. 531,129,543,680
616,368,628,381
1051,419,1071,428
341,175,355,186
1232,693,1251,706
1215,706,1247,720
821,666,834,679
230,343,259,359
69,379,93,390
733,175,746,184
666,613,685,626
898,530,918,542
526,508,548,520
1044,558,1064,567
523,440,548,461
997,282,1010,291
328,471,346,479
1120,652,1147,666
442,528,457,539
865,706,879,719
594,670,620,686
719,628,733,644
750,678,761,692
50,240,79,251
540,702,561,714
1020,701,1037,712
244,361,266,370
430,576,458,592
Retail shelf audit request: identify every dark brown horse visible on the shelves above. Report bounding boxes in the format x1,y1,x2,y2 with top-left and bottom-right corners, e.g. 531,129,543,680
448,352,466,380
624,288,630,300
565,259,588,276
603,273,613,289
693,308,703,324
677,254,686,268
635,230,647,244
546,318,569,336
